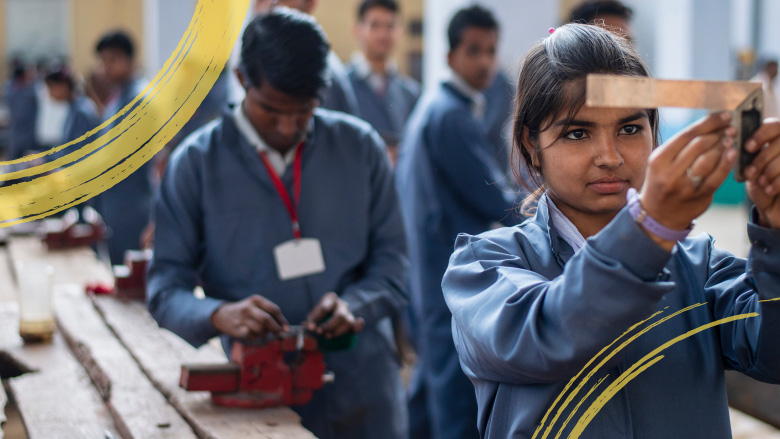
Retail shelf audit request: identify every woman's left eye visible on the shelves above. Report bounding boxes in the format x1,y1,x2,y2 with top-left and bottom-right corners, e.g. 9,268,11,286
619,125,642,135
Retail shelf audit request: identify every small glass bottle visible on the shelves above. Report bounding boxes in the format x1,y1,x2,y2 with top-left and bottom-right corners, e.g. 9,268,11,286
16,261,55,343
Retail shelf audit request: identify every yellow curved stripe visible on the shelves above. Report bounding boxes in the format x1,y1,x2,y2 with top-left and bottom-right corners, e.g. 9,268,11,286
533,308,669,439
538,304,708,439
567,312,759,439
0,0,250,226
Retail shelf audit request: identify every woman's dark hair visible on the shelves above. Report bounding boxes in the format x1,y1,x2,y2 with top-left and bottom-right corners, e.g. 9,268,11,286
239,7,330,99
511,23,659,214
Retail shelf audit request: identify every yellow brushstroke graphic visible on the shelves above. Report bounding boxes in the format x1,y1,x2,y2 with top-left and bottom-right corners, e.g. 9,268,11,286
568,313,758,439
535,296,771,439
0,0,250,226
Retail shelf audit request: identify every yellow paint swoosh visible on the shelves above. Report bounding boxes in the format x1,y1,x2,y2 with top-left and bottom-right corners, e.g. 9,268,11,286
0,0,250,226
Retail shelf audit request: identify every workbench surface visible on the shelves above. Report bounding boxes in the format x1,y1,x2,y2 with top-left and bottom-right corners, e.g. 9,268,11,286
0,235,316,439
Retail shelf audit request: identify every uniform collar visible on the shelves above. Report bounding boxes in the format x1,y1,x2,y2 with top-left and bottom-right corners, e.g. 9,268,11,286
532,193,577,265
445,72,486,120
350,52,397,81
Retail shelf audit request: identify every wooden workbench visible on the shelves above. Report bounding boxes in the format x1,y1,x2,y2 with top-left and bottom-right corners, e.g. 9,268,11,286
0,234,316,439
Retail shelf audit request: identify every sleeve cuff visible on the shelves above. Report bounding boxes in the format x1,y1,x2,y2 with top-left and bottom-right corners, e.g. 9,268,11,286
747,206,780,277
587,208,674,282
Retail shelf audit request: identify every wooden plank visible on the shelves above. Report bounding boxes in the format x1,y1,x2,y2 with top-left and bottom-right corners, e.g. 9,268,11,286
93,295,317,439
55,285,198,439
0,302,120,439
730,407,780,439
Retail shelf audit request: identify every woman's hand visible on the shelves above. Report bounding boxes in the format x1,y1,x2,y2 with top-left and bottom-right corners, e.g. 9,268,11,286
640,112,737,232
742,118,780,228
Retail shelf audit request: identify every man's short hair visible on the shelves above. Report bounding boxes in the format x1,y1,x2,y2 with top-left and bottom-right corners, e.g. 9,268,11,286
568,1,633,24
447,6,499,52
357,0,399,21
239,8,330,99
95,31,135,59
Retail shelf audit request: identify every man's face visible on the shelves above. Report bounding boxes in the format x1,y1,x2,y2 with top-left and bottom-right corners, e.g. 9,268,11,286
238,72,319,152
356,6,400,63
98,48,134,85
274,0,318,14
447,27,498,91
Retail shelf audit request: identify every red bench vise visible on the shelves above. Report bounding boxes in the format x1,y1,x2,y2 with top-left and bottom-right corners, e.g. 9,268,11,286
86,249,152,301
179,327,334,409
41,206,106,250
113,249,152,301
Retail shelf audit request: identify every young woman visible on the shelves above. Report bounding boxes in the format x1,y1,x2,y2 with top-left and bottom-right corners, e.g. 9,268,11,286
442,24,780,439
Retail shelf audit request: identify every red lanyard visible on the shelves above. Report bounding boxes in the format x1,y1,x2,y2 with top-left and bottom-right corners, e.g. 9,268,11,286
258,142,305,239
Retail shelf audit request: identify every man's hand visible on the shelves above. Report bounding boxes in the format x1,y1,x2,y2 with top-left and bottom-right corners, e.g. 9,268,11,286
304,292,365,339
211,295,289,339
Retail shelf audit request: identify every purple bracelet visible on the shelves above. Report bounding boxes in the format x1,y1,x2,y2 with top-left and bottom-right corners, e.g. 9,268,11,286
626,188,693,242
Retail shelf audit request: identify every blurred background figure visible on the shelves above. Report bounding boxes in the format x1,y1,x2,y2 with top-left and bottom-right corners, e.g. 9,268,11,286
568,0,634,40
752,57,780,118
3,58,38,160
348,0,420,165
92,30,154,265
396,6,520,439
44,63,100,156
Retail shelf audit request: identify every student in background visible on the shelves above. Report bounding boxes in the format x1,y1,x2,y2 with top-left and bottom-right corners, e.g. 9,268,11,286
44,64,100,153
348,0,420,165
395,6,519,439
148,9,408,439
3,60,39,160
93,30,154,265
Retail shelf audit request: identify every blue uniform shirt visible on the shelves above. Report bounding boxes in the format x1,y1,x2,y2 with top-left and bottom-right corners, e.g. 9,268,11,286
4,79,39,160
347,58,420,146
321,51,361,117
396,80,520,439
443,194,780,438
148,108,409,439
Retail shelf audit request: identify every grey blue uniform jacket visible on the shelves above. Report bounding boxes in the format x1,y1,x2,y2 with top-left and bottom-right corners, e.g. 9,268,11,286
63,96,100,144
442,194,780,439
395,81,519,439
346,66,420,145
3,80,38,160
147,108,409,439
94,78,154,264
321,52,361,117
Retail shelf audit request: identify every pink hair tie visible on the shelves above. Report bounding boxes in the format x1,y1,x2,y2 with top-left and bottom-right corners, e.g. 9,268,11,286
548,27,556,34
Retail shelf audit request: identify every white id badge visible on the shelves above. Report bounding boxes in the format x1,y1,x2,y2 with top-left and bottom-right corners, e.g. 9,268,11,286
273,238,326,281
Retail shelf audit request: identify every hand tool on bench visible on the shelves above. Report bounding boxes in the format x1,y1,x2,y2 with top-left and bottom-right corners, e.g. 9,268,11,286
86,249,152,300
179,326,340,408
40,206,106,250
586,74,763,181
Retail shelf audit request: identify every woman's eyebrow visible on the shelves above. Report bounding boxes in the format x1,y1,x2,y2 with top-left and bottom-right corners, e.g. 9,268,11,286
552,111,648,128
618,112,649,124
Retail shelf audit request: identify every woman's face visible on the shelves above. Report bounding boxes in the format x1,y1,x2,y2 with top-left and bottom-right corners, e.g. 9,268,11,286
529,93,654,228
